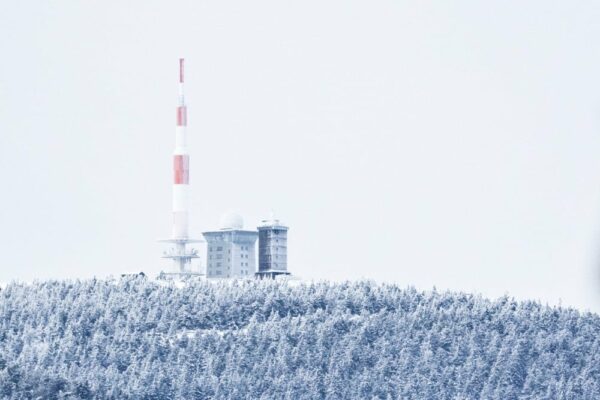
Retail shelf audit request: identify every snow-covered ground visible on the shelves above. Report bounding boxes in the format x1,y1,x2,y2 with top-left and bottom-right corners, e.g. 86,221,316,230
149,273,304,288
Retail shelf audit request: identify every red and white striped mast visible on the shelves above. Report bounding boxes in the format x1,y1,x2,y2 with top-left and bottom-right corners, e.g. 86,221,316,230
160,58,201,275
173,58,189,239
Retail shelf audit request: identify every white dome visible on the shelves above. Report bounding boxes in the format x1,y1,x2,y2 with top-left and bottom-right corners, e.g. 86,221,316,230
219,211,244,230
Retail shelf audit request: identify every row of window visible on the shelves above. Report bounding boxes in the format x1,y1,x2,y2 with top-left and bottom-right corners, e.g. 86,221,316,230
208,246,235,253
258,239,285,244
208,259,252,267
209,246,254,252
259,262,284,268
208,270,253,276
258,249,287,255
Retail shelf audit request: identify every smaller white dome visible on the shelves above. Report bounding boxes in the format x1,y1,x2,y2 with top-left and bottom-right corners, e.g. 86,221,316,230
219,211,244,230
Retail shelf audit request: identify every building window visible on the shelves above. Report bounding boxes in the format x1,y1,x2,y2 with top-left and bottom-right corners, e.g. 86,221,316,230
216,262,221,267
217,246,223,251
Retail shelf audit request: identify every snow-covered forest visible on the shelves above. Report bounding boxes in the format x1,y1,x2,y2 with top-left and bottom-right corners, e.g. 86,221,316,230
0,278,599,399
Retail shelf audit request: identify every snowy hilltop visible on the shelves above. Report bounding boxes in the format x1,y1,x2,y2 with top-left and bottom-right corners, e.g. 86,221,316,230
0,278,599,399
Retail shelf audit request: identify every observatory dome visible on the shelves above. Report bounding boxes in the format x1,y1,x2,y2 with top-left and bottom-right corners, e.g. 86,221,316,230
219,211,244,230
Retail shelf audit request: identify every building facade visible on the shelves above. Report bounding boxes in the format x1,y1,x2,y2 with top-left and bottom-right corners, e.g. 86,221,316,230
202,213,258,279
256,217,290,279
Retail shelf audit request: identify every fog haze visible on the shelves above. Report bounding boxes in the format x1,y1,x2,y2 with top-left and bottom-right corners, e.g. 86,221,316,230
1,1,600,311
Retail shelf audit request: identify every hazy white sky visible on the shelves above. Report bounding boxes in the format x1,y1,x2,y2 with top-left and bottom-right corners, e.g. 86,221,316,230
1,1,600,311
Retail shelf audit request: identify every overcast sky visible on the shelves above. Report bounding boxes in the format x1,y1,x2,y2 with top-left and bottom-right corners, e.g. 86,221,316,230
1,1,600,311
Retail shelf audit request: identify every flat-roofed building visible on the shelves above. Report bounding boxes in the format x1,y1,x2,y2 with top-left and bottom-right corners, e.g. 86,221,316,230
203,212,257,279
256,216,290,279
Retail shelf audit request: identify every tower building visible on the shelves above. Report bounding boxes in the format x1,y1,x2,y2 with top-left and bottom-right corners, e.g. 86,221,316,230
159,58,202,276
256,215,290,279
202,212,258,279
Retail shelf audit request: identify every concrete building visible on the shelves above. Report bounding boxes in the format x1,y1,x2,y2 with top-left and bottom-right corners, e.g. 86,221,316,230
202,212,258,279
256,216,290,279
